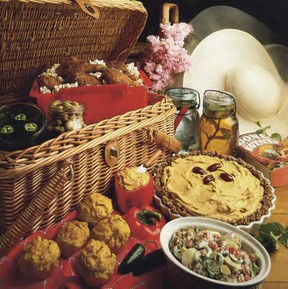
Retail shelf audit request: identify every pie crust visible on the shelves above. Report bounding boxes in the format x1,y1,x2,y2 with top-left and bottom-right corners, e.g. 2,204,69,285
153,151,274,226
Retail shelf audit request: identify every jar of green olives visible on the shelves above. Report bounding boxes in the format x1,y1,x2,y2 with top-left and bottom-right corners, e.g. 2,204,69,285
199,90,239,155
47,100,85,136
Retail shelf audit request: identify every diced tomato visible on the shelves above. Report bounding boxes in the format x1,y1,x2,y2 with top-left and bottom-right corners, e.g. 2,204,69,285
245,275,252,281
229,247,235,254
242,264,250,276
208,241,217,250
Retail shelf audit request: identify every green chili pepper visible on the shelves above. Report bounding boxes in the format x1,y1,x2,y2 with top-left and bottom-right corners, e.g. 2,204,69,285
118,243,145,274
118,240,157,274
0,125,14,134
24,123,38,132
132,249,167,276
14,113,27,121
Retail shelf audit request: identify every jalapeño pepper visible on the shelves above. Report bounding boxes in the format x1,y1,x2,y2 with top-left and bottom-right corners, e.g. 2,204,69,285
118,243,145,274
118,240,157,274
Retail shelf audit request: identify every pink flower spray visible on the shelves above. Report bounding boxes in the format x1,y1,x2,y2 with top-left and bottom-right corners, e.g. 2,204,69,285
144,22,193,93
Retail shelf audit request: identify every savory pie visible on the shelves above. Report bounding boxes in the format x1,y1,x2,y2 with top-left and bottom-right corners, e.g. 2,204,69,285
153,151,274,225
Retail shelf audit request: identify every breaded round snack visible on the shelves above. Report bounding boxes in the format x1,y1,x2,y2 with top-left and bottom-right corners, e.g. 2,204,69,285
55,220,90,258
17,236,61,281
78,192,113,225
77,239,116,287
91,214,130,253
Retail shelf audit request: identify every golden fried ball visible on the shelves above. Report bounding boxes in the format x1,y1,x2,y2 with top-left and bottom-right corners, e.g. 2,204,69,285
55,220,90,258
78,192,113,225
91,214,130,253
77,239,116,287
17,236,61,281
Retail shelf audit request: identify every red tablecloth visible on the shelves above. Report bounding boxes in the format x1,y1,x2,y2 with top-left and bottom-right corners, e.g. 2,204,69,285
0,211,166,289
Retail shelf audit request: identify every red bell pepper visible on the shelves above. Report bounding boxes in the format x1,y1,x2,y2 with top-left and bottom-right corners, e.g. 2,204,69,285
124,205,166,240
114,171,154,213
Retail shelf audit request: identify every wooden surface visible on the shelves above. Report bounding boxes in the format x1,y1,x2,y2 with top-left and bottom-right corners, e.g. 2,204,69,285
262,185,288,289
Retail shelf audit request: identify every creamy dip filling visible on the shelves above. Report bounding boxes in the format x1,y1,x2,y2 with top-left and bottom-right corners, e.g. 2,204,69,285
161,155,264,223
118,167,149,191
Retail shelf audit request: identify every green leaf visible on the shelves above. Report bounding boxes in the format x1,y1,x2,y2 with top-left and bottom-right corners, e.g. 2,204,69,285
255,129,264,134
271,133,282,141
255,121,262,127
255,125,271,135
279,231,288,248
256,232,278,252
259,222,285,236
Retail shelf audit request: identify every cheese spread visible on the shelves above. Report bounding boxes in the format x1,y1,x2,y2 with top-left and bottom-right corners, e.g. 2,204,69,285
118,167,150,191
161,155,264,223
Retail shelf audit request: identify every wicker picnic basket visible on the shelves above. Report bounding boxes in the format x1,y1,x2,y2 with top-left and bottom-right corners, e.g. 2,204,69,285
0,0,178,255
0,0,148,97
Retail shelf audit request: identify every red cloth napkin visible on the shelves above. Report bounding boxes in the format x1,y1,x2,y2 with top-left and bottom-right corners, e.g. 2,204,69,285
0,211,166,289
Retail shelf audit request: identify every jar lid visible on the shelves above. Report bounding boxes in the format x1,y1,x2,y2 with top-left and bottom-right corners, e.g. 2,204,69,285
203,90,236,117
203,90,235,107
166,87,200,108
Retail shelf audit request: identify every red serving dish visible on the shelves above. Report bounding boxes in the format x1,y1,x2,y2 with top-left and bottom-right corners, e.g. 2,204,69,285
30,71,153,126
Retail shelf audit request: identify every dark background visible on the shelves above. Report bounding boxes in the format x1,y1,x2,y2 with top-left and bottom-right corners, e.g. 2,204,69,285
139,0,288,45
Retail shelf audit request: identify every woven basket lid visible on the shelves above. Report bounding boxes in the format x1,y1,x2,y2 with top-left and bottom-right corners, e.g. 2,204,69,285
0,0,147,97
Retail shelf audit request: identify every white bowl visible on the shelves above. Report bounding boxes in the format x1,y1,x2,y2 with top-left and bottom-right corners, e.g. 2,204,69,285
160,217,271,289
154,189,276,235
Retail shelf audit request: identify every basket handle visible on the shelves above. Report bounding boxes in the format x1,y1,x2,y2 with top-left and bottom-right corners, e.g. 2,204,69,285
143,128,181,168
0,162,74,257
146,127,181,153
160,3,179,25
75,0,100,19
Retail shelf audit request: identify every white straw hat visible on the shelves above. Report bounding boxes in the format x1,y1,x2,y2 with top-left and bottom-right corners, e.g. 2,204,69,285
176,29,288,139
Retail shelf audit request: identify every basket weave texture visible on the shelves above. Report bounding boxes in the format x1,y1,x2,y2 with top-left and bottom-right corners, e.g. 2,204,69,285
0,0,176,255
0,0,147,96
0,95,175,238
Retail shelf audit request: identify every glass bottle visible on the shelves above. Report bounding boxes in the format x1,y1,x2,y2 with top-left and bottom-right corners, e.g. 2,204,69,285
166,87,200,151
199,90,239,155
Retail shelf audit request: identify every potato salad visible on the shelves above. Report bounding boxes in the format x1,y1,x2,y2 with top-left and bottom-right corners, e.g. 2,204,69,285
169,226,261,283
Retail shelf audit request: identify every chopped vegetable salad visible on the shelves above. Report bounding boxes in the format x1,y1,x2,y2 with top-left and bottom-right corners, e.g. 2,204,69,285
169,226,261,283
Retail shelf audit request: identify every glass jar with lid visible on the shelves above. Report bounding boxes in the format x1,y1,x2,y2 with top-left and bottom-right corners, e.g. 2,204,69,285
199,90,239,155
47,100,85,137
166,87,200,151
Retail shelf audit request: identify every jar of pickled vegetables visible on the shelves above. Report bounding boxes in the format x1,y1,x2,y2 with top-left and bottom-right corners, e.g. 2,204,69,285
166,87,200,151
199,90,239,155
